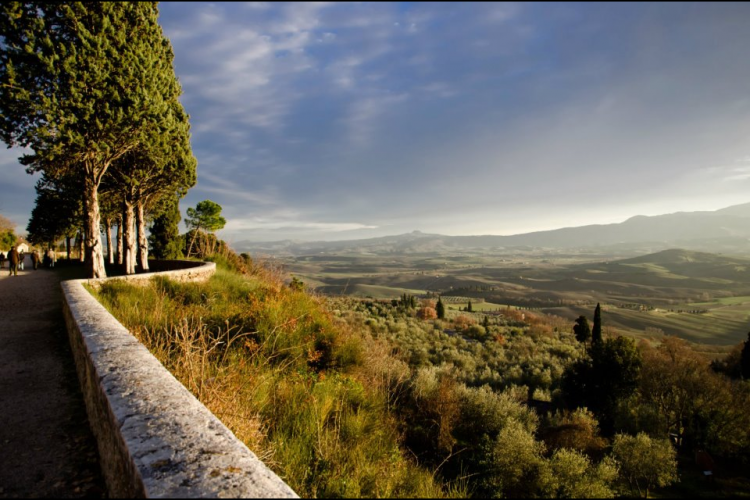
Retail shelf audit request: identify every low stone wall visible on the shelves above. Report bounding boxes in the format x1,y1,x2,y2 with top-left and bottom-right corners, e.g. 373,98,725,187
62,261,298,498
87,260,216,290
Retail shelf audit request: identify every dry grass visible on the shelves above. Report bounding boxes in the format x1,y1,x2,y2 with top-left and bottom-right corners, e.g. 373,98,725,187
91,256,465,498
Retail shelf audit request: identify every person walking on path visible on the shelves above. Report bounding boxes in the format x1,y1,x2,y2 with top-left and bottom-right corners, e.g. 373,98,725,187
31,249,40,270
18,249,25,271
8,246,19,276
47,248,56,268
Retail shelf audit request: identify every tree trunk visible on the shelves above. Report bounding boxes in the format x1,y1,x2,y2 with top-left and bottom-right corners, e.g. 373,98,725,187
105,218,114,265
78,230,84,263
136,200,149,272
65,236,71,260
116,216,123,265
122,199,136,275
187,228,198,258
83,180,107,278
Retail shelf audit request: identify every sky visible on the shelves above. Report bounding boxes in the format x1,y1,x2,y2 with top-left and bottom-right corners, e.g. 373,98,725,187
2,2,750,245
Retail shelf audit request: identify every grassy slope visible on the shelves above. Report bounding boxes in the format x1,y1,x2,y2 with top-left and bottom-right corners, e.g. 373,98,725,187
90,260,462,498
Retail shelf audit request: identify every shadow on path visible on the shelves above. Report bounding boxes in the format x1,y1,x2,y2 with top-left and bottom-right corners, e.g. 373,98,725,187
0,258,106,498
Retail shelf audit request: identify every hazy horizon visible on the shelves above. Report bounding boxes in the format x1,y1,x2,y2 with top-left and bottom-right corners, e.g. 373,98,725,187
228,200,750,245
2,2,750,244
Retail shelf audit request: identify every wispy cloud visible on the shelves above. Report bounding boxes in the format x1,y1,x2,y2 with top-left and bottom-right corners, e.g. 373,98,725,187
343,93,409,146
225,217,378,233
195,171,280,206
716,157,750,181
163,3,327,133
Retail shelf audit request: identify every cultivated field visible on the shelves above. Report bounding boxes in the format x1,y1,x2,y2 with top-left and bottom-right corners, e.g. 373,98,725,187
278,248,750,349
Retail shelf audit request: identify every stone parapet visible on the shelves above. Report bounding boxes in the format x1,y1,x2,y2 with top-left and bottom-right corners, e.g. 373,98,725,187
61,261,298,498
85,260,216,290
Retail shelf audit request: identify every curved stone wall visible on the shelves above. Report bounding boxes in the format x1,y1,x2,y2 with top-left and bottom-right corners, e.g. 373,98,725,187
62,261,298,498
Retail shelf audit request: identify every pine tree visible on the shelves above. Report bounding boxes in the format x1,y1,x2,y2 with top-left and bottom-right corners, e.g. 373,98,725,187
1,3,189,278
591,303,603,345
436,296,445,319
185,200,226,257
111,92,196,273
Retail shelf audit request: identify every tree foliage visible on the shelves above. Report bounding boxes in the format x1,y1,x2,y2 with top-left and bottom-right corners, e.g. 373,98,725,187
185,199,227,234
436,296,445,319
611,433,677,498
574,315,591,345
592,303,603,345
0,2,193,277
26,173,80,249
185,199,226,257
0,214,16,251
562,336,642,433
538,448,618,498
148,194,184,260
636,336,750,455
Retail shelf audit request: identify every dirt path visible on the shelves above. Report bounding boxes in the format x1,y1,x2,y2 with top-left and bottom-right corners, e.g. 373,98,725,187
0,257,106,498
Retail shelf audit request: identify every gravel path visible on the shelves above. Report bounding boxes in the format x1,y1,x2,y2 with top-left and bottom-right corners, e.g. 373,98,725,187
0,257,106,498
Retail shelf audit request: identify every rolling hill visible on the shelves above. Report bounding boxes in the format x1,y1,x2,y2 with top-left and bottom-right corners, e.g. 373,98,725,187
236,202,750,257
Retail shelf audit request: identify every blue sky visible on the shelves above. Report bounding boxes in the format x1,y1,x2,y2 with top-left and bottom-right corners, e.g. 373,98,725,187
2,2,750,245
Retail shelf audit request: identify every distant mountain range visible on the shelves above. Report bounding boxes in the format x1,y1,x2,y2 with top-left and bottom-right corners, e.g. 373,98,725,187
234,202,750,257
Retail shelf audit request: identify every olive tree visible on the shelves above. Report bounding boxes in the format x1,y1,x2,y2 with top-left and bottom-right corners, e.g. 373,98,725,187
611,433,677,498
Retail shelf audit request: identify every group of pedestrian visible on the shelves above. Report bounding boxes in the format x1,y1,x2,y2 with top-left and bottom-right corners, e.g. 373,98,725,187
1,247,53,276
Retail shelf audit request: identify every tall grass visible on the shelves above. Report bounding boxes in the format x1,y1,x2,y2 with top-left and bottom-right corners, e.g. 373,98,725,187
91,257,464,498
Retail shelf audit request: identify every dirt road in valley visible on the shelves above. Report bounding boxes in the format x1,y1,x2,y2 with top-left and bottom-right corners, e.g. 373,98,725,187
0,257,106,498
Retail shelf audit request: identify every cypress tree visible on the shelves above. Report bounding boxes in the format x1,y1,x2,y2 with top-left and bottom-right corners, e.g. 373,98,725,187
591,303,603,345
436,296,445,319
467,300,473,313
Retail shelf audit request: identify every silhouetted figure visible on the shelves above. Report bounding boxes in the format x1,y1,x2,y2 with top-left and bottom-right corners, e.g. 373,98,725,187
31,250,40,270
8,247,19,276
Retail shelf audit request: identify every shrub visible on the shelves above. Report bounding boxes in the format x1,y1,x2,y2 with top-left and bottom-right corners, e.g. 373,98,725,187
417,306,438,320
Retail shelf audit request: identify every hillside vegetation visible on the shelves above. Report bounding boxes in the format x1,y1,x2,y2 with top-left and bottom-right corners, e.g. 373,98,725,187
91,251,750,498
91,254,461,498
